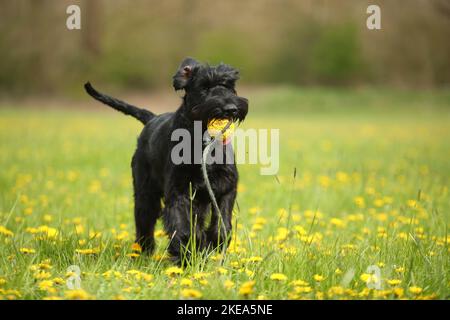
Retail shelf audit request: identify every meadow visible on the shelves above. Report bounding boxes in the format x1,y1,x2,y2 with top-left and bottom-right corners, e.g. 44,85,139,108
0,87,449,300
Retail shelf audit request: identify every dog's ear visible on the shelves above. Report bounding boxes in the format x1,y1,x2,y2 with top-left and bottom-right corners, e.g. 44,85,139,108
173,57,200,90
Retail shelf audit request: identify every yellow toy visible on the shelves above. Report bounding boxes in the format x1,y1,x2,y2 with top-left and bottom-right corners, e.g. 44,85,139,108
207,119,235,144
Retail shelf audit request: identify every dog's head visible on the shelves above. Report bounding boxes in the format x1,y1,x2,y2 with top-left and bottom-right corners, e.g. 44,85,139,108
173,57,248,124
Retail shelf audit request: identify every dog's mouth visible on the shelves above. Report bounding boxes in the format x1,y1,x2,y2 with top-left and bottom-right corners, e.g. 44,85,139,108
206,118,236,144
210,116,240,124
191,101,247,125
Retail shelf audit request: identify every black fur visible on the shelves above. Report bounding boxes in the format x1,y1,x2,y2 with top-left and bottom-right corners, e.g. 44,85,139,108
85,57,248,264
84,82,155,124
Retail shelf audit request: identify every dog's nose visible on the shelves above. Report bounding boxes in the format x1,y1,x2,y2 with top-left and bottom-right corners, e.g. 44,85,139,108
224,104,238,115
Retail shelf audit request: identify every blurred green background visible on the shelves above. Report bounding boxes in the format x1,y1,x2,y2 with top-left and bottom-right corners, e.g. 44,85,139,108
1,0,449,98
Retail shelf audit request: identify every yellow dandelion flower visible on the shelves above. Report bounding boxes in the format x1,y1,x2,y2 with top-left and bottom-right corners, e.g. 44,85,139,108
1,289,22,299
37,280,54,292
417,294,437,300
248,256,263,263
141,273,154,282
254,217,267,225
270,273,288,281
294,286,312,294
0,226,14,237
373,199,385,208
154,229,166,238
244,269,254,278
318,175,330,188
336,171,349,183
152,254,168,262
277,208,288,219
74,224,84,235
328,286,345,296
19,247,35,254
294,225,307,235
275,227,289,241
36,225,58,239
224,280,235,290
126,270,141,276
131,243,142,252
52,277,65,285
119,223,127,230
373,289,392,299
199,279,209,286
65,289,92,300
165,266,183,277
19,194,29,204
89,230,102,239
376,213,388,221
180,289,202,299
180,278,193,287
75,248,100,255
290,279,309,286
88,180,101,193
407,200,417,208
193,272,210,280
239,281,255,296
122,287,133,293
25,227,38,234
409,286,423,294
217,267,228,275
395,266,405,273
30,261,52,272
115,230,129,241
43,296,63,300
102,270,122,279
249,207,261,215
330,218,345,228
354,196,365,208
313,274,325,282
397,232,408,240
387,279,402,286
360,273,378,284
34,271,52,280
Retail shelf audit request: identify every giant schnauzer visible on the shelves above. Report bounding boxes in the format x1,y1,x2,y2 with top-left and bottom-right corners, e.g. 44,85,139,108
84,57,248,263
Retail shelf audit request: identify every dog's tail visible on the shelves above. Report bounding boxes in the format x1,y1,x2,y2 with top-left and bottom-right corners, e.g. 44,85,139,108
84,82,155,125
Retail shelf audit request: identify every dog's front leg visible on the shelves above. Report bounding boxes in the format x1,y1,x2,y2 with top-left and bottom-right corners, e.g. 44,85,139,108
205,189,236,250
162,195,206,264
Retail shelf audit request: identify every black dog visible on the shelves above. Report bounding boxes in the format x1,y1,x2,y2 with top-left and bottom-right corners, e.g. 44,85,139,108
84,58,248,263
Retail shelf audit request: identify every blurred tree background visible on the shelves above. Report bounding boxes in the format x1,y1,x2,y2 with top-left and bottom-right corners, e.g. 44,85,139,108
0,0,449,97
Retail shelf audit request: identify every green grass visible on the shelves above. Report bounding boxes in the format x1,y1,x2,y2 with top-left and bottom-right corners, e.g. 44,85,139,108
0,88,449,300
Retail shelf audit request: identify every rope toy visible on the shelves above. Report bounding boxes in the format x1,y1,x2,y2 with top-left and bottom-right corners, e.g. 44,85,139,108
202,119,233,260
